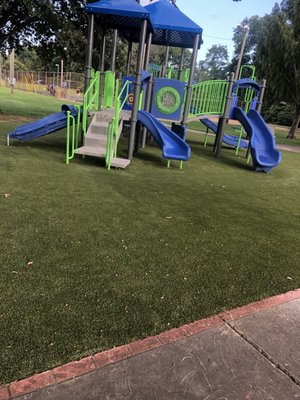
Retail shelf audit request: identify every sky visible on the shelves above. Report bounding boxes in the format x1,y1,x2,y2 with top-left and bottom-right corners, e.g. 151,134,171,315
176,0,277,59
141,0,278,60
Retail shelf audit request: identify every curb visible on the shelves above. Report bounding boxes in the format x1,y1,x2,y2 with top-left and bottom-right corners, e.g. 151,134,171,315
1,288,300,399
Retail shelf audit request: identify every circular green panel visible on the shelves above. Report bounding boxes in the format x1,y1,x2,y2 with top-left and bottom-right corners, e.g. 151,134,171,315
155,86,182,115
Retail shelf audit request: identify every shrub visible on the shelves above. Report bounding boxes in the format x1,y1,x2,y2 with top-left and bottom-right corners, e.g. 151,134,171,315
263,103,296,126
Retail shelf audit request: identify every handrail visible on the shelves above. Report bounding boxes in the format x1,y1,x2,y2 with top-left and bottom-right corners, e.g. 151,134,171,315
66,113,75,164
82,71,100,138
105,118,115,171
66,105,81,164
189,80,229,117
105,79,131,170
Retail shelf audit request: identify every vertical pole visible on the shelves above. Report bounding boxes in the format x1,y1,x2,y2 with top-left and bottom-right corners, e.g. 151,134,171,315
126,42,133,76
214,72,235,157
68,71,71,98
0,54,2,86
141,77,153,148
141,32,153,148
10,48,15,95
162,46,169,78
98,28,106,110
143,33,152,71
178,48,185,80
84,13,95,93
111,29,118,72
257,79,266,113
56,64,59,91
60,59,64,88
234,26,249,81
181,34,200,126
128,19,148,160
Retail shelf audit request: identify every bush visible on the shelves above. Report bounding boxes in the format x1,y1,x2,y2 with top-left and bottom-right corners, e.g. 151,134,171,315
263,103,296,126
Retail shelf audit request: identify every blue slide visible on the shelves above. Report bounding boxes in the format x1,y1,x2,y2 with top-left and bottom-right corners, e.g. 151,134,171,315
137,110,191,161
8,105,79,142
201,118,248,149
232,107,281,172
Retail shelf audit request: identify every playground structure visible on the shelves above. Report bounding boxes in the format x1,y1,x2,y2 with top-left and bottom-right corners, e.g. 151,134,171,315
7,0,281,173
200,65,257,154
64,0,203,170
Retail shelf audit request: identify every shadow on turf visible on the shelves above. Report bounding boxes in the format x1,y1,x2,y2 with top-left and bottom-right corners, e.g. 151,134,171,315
8,132,253,173
188,140,253,172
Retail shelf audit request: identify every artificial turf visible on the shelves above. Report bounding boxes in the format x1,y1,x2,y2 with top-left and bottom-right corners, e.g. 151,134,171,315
1,88,300,383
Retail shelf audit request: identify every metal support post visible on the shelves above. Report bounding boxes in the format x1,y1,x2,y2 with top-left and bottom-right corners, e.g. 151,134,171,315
126,42,133,76
9,48,15,95
234,26,249,81
143,33,152,71
111,29,118,72
214,72,235,157
178,48,185,80
257,79,266,113
141,77,153,148
162,46,169,78
128,19,148,160
84,14,95,94
0,54,2,85
181,34,200,126
98,29,106,110
60,59,64,88
141,33,153,148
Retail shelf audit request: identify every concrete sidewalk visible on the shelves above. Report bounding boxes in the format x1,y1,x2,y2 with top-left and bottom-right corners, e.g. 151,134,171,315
2,290,300,400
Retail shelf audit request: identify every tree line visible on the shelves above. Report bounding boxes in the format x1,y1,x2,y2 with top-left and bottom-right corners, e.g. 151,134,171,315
0,0,299,137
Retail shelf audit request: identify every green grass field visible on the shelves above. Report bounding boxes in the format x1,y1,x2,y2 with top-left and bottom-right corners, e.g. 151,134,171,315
1,88,300,383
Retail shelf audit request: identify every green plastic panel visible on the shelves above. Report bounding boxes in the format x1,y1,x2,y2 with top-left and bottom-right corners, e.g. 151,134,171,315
103,71,115,109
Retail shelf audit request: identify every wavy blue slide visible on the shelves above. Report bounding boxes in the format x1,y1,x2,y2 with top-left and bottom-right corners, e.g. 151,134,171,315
8,105,78,142
201,118,248,149
232,107,281,172
137,110,191,161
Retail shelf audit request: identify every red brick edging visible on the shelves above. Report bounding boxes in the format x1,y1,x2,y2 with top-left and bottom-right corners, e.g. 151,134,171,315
1,288,300,400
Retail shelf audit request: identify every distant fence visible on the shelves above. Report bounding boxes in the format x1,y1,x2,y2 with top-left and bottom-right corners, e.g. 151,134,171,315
0,70,85,102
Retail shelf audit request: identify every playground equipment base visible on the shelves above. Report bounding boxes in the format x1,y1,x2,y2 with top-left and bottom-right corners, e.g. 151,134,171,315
75,109,131,169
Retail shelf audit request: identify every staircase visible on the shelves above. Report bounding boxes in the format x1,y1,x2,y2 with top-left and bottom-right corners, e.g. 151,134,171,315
75,109,131,169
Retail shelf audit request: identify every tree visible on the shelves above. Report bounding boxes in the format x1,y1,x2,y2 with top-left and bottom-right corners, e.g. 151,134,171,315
0,1,127,73
0,1,59,51
198,45,229,80
256,0,300,138
229,15,266,74
16,48,44,71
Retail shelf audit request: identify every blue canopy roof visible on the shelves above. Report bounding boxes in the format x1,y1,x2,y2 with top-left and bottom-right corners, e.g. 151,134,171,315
144,0,203,48
85,0,153,32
